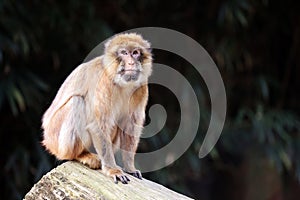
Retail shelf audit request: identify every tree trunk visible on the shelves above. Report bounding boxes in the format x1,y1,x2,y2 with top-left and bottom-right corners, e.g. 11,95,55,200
24,161,194,200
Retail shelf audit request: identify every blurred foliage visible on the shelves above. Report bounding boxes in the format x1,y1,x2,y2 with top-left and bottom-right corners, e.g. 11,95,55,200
0,0,300,199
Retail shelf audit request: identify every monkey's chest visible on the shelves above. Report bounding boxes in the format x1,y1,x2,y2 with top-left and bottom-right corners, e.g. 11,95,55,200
111,98,133,122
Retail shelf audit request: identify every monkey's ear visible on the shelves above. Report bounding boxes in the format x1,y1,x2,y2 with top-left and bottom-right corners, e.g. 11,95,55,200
104,39,112,53
146,48,152,53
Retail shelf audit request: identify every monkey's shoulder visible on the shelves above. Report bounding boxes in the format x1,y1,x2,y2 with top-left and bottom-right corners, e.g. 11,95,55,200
79,56,104,72
65,56,104,84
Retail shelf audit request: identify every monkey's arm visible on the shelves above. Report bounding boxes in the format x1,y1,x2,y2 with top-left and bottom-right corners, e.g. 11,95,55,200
120,120,143,179
121,85,148,179
87,121,130,184
88,77,132,184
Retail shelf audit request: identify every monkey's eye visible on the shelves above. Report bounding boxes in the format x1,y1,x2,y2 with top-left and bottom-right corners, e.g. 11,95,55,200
120,50,128,55
132,50,139,55
132,49,140,58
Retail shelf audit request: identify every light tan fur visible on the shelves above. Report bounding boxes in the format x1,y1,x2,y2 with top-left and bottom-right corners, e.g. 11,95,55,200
42,33,152,183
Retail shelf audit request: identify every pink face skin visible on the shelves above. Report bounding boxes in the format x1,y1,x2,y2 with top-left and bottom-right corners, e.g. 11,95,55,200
117,48,142,82
119,48,141,69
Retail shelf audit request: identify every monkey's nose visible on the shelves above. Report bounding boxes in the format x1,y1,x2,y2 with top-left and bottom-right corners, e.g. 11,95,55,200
127,56,135,66
127,61,134,65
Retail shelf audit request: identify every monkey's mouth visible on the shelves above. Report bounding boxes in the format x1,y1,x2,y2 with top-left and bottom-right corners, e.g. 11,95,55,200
119,70,141,82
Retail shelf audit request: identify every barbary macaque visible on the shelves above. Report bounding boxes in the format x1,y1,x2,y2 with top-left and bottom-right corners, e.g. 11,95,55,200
42,33,152,184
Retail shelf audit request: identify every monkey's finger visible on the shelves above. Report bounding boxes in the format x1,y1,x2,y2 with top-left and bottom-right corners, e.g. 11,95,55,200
125,176,130,182
136,171,142,180
119,175,129,184
114,176,118,184
129,171,142,179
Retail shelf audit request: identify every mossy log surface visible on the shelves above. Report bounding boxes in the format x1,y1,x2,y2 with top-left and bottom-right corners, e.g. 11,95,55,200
24,161,194,200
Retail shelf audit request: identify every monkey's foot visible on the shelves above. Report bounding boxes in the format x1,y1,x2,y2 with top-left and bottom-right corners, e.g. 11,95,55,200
102,166,130,184
75,152,101,169
126,170,143,180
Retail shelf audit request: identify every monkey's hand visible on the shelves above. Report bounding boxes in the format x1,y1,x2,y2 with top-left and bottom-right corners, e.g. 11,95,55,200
126,170,142,180
102,166,130,184
113,173,130,184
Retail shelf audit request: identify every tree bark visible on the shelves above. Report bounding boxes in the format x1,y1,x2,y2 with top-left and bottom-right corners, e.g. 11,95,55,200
24,161,194,200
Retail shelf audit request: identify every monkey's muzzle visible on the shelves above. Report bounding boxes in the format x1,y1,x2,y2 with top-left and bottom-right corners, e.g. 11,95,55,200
122,70,140,82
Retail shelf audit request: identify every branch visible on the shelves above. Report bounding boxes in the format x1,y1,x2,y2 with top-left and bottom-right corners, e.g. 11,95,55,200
24,161,194,200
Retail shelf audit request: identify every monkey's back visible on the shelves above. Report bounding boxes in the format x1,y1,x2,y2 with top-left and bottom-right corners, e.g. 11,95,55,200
42,56,103,132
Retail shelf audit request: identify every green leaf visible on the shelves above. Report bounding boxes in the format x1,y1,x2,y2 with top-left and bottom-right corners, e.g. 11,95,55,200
12,86,25,112
258,76,269,101
26,72,49,91
235,9,248,26
279,150,292,170
6,90,18,116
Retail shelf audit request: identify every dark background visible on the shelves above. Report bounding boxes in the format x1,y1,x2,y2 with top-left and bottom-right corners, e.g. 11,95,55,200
1,0,300,199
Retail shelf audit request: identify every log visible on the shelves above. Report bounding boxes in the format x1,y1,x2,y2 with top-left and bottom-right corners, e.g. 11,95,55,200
24,161,194,200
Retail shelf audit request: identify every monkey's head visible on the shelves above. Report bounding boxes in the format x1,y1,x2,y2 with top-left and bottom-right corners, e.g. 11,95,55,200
103,33,152,87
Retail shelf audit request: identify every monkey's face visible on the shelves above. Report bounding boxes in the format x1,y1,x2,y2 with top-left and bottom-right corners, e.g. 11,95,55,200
113,46,152,87
116,48,143,82
103,33,152,87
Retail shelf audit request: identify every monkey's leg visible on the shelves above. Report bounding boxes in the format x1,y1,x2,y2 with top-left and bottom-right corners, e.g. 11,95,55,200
87,123,130,184
75,151,101,169
56,96,100,169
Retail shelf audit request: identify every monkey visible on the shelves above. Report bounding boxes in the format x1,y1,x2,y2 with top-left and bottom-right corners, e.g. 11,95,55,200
42,33,152,184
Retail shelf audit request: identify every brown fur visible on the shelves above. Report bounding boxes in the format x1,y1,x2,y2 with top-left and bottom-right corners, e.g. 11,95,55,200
76,152,101,169
42,33,152,182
